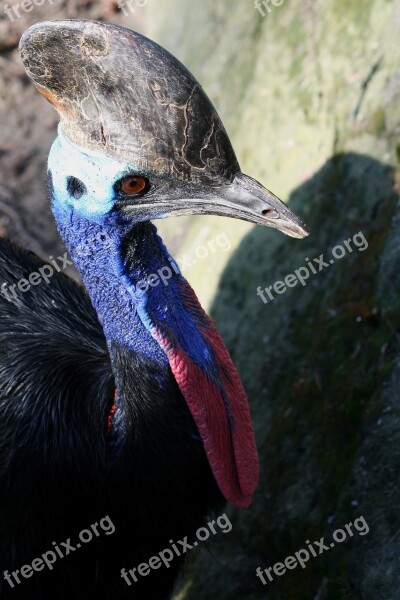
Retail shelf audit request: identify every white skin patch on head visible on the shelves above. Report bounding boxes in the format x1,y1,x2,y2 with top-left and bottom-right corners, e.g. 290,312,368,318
48,127,140,221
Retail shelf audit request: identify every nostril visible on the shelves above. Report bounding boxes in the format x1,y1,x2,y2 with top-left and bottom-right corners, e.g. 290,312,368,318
262,208,274,216
67,176,87,200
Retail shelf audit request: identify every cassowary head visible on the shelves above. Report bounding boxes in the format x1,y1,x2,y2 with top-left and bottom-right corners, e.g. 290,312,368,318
19,20,308,509
19,20,308,237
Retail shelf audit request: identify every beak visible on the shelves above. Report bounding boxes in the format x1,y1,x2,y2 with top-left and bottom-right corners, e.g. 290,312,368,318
124,171,309,239
193,173,309,238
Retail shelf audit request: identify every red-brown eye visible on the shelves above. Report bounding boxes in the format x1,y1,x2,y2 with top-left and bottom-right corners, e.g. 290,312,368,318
118,176,150,196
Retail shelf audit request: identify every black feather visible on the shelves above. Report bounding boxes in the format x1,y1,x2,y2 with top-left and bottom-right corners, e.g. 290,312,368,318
0,238,222,600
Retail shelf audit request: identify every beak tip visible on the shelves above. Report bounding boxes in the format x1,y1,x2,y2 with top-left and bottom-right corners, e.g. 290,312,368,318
262,213,310,239
286,224,310,239
295,223,310,239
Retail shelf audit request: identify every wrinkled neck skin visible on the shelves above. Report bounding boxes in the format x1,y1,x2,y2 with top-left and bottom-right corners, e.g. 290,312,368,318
48,128,219,412
53,206,172,367
48,128,182,369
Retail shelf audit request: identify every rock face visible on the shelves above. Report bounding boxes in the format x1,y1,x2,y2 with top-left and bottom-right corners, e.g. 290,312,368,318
148,2,400,599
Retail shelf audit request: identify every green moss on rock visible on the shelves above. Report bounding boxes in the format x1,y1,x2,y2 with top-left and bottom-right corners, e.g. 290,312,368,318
148,1,400,598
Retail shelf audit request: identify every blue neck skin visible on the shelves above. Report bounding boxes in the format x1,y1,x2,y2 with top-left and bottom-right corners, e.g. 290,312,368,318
48,129,175,366
54,211,170,366
48,129,218,382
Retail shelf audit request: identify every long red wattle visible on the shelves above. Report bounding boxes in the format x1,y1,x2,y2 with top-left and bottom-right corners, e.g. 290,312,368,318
152,281,259,508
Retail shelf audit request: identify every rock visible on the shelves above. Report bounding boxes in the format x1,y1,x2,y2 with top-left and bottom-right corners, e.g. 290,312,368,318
148,1,400,598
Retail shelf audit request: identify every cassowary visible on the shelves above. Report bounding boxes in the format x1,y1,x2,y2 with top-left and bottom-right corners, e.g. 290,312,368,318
0,20,308,600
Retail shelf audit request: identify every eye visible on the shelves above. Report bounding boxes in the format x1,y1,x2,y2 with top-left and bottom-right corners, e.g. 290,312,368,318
67,176,87,200
117,175,150,197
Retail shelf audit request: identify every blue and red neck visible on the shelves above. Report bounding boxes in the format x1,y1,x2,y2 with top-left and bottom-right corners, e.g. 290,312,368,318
53,201,258,508
48,132,259,508
53,205,218,381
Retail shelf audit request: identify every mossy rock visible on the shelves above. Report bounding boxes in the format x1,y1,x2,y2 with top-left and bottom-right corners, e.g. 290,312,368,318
148,1,400,598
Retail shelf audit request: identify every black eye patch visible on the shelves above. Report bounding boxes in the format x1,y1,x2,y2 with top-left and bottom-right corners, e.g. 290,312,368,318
67,176,87,200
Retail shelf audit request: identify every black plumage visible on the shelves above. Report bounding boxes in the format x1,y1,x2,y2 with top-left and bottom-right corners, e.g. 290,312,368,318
0,238,222,599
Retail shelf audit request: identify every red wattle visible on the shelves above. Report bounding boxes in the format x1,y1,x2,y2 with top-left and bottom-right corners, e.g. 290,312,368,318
152,282,259,508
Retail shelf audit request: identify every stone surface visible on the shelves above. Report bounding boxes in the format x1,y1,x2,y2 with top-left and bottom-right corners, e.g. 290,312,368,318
148,1,400,598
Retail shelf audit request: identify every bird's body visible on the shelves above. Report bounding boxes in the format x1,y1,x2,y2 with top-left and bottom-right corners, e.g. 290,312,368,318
0,236,222,599
0,18,308,600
